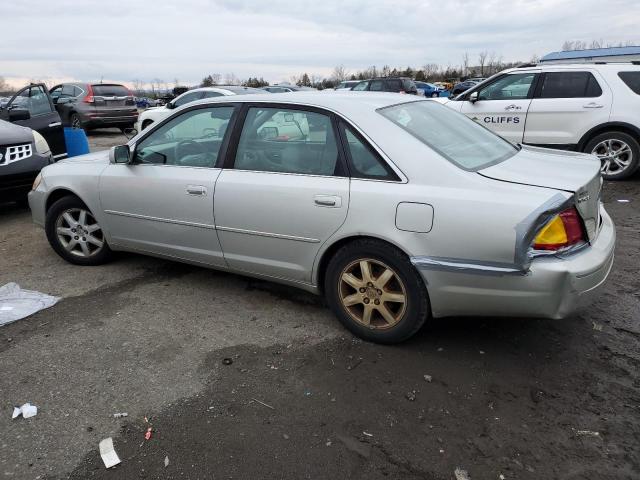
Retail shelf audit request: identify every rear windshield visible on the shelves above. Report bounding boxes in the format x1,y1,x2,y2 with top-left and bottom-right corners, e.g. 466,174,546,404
91,84,130,96
618,72,640,95
378,101,517,171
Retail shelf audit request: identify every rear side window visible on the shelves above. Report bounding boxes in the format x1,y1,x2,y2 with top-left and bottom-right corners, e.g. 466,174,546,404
539,72,602,98
386,79,402,91
369,80,384,91
340,123,398,180
618,72,640,95
92,84,131,96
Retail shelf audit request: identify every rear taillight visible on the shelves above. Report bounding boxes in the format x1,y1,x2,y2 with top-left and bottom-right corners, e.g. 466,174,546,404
83,84,95,104
532,207,586,251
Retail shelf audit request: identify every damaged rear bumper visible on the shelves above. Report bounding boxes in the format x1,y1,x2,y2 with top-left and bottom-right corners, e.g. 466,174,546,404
412,206,616,319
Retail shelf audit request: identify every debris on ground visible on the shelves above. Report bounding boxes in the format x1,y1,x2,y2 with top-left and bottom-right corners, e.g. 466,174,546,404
454,467,471,480
617,199,630,203
0,282,59,327
362,431,373,437
592,322,603,331
99,438,121,468
144,427,153,440
113,412,128,418
222,358,233,365
405,391,416,401
424,374,433,382
12,403,37,419
164,456,169,468
251,398,275,410
576,430,600,437
346,357,363,370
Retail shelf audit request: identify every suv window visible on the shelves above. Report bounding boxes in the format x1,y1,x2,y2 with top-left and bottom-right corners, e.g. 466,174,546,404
92,84,130,97
477,73,536,100
341,124,398,180
134,106,234,168
352,81,369,91
234,107,339,176
369,80,385,92
539,72,602,98
10,85,53,116
618,72,640,95
61,84,76,97
173,91,204,107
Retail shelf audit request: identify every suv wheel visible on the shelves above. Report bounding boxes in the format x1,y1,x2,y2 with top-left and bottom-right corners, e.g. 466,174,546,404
70,113,83,129
324,239,430,344
584,131,639,180
45,196,112,265
431,92,439,98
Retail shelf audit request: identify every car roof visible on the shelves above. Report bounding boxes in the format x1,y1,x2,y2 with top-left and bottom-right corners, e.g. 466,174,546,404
185,91,426,117
502,63,640,74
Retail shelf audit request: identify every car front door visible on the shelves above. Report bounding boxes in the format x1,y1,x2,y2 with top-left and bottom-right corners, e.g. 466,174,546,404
523,70,612,147
99,104,237,266
455,72,539,144
1,84,66,159
214,104,350,283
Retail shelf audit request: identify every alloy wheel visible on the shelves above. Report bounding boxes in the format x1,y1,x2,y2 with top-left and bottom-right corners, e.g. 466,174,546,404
338,258,407,329
592,139,633,176
71,115,81,129
55,208,104,258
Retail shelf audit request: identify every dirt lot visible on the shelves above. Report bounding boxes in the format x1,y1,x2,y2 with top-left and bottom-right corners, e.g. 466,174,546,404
0,130,638,480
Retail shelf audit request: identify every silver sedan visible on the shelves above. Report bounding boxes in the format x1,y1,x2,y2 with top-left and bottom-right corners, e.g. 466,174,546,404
28,93,615,343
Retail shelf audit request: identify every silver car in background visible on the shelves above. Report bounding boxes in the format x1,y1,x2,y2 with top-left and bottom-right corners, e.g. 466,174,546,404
28,93,615,343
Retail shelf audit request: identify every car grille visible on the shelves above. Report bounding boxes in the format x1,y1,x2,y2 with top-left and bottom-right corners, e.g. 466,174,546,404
0,144,33,166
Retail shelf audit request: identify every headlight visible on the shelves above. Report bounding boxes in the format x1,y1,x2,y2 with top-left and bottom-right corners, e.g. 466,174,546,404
32,172,42,191
33,131,51,155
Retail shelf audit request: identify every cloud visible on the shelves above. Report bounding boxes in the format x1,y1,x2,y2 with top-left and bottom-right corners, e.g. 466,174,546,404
1,0,638,87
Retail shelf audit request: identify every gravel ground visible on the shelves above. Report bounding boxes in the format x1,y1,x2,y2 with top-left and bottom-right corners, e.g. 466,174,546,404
0,130,638,479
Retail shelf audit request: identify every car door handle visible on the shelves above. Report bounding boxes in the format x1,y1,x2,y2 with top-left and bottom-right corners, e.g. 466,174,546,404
583,103,604,109
314,195,342,207
48,122,62,127
504,104,521,111
186,185,207,196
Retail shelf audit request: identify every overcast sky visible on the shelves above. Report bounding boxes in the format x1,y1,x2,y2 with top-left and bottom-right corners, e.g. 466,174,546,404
2,0,639,88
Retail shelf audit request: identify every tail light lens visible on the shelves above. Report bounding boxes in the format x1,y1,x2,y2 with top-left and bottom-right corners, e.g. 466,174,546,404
532,207,586,251
83,84,95,104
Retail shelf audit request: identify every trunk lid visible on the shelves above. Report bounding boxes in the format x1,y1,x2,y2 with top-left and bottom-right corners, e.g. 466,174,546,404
479,145,602,242
91,84,135,109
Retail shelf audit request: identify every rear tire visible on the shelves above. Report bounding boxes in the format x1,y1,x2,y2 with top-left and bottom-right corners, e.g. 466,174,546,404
45,196,113,266
584,131,639,180
324,239,430,344
70,112,83,129
431,92,439,98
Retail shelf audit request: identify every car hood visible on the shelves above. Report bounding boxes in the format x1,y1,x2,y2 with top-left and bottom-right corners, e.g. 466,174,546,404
57,150,110,165
0,119,33,144
431,97,451,105
479,145,600,193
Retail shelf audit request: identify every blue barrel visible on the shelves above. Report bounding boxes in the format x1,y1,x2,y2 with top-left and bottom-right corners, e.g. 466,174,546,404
63,127,90,157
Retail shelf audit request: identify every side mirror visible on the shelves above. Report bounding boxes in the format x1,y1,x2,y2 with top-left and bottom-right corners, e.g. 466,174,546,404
8,109,30,121
110,144,131,164
165,102,174,110
469,91,479,103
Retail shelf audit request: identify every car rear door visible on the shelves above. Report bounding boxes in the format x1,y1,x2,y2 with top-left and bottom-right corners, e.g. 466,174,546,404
457,72,540,144
523,70,612,147
213,104,350,283
1,84,66,159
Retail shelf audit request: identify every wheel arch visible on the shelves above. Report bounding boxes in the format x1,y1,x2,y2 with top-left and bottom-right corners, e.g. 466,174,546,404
45,188,87,213
577,122,640,151
314,234,425,294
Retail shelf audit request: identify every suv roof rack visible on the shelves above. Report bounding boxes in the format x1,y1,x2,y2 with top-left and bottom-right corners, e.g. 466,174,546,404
516,63,538,68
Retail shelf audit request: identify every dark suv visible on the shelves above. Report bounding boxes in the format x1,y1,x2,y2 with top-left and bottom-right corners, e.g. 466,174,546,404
351,77,418,94
49,83,138,130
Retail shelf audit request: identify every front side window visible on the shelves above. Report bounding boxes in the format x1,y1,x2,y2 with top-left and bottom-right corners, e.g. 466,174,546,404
234,107,339,176
477,73,536,100
379,101,517,171
618,72,640,95
341,124,397,180
10,85,53,116
539,72,602,98
369,80,385,91
173,91,203,107
134,106,234,168
352,81,369,91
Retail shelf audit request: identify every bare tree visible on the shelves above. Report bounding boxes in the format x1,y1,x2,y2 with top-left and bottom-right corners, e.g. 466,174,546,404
224,73,240,85
0,76,11,94
422,63,439,80
461,52,469,77
331,65,348,82
530,53,540,64
478,51,488,76
131,79,145,96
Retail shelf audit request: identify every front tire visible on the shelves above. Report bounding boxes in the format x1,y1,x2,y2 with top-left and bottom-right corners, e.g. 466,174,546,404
431,92,439,98
324,239,430,344
584,131,639,180
45,196,112,266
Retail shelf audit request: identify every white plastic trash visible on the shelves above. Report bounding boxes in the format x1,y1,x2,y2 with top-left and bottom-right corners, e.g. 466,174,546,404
0,283,59,327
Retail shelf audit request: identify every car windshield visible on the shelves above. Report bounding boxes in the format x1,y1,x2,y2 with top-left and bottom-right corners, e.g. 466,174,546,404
378,101,517,171
92,84,130,96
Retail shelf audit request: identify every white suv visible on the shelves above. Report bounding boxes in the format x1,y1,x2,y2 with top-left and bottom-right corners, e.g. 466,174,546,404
441,63,640,179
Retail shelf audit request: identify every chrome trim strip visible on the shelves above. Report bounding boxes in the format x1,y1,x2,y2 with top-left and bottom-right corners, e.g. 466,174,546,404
216,226,320,243
104,210,216,230
411,256,526,276
53,153,67,159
